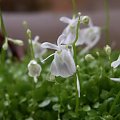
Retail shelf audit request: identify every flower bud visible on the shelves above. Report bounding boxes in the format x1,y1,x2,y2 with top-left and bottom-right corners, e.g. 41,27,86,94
81,16,89,25
13,40,24,46
7,37,24,46
27,29,32,39
22,21,28,27
104,45,111,56
85,54,95,62
28,60,41,79
2,41,8,50
78,12,81,17
96,51,100,56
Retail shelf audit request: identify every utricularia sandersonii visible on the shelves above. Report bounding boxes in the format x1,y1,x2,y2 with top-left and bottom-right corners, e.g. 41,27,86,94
41,34,76,78
32,36,47,60
27,13,101,111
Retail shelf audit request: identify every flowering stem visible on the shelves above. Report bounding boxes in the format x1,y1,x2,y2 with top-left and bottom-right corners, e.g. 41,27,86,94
0,10,8,64
104,0,110,45
72,0,77,18
27,29,35,60
1,49,5,63
72,15,80,113
109,90,120,115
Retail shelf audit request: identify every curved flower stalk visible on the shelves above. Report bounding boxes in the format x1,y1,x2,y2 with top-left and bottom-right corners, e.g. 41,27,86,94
60,15,101,54
32,36,47,60
28,60,42,83
110,55,120,82
27,29,42,83
41,34,76,78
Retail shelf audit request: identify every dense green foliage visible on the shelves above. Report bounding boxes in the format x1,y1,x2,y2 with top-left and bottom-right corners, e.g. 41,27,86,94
0,49,120,120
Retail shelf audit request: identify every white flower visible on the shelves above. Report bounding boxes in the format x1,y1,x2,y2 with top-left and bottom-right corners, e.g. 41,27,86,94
41,34,76,78
111,55,120,68
32,36,47,59
60,16,82,45
60,16,101,54
28,60,41,82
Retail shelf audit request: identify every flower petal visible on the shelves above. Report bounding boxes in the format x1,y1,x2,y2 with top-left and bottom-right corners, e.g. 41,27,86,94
28,60,41,77
60,17,72,24
51,49,76,78
80,26,101,54
75,29,85,45
70,17,79,27
57,34,66,46
88,17,94,27
111,55,120,68
34,36,40,42
61,27,76,45
41,42,59,51
63,32,75,45
110,78,120,82
32,40,47,58
77,75,80,98
51,55,59,77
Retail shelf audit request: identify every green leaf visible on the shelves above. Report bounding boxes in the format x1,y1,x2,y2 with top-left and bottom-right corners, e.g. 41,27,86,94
83,105,91,112
52,104,60,111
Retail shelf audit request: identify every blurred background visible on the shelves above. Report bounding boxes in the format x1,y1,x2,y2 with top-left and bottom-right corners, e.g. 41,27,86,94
0,0,120,53
1,0,119,12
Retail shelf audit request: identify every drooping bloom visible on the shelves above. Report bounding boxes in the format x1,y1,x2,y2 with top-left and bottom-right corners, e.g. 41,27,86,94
60,16,101,54
28,60,42,82
41,34,76,78
110,55,120,82
32,36,47,59
79,25,101,54
111,55,120,68
60,16,82,45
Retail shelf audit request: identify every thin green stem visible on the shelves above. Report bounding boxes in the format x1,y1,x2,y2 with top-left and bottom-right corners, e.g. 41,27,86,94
0,10,7,36
27,30,35,60
73,17,80,45
0,10,8,64
72,15,80,113
0,49,6,64
29,38,35,60
72,0,77,18
109,91,120,114
104,0,110,45
73,73,79,113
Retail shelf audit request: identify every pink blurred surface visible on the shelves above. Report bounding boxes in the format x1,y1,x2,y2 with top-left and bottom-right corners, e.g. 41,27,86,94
2,10,120,49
